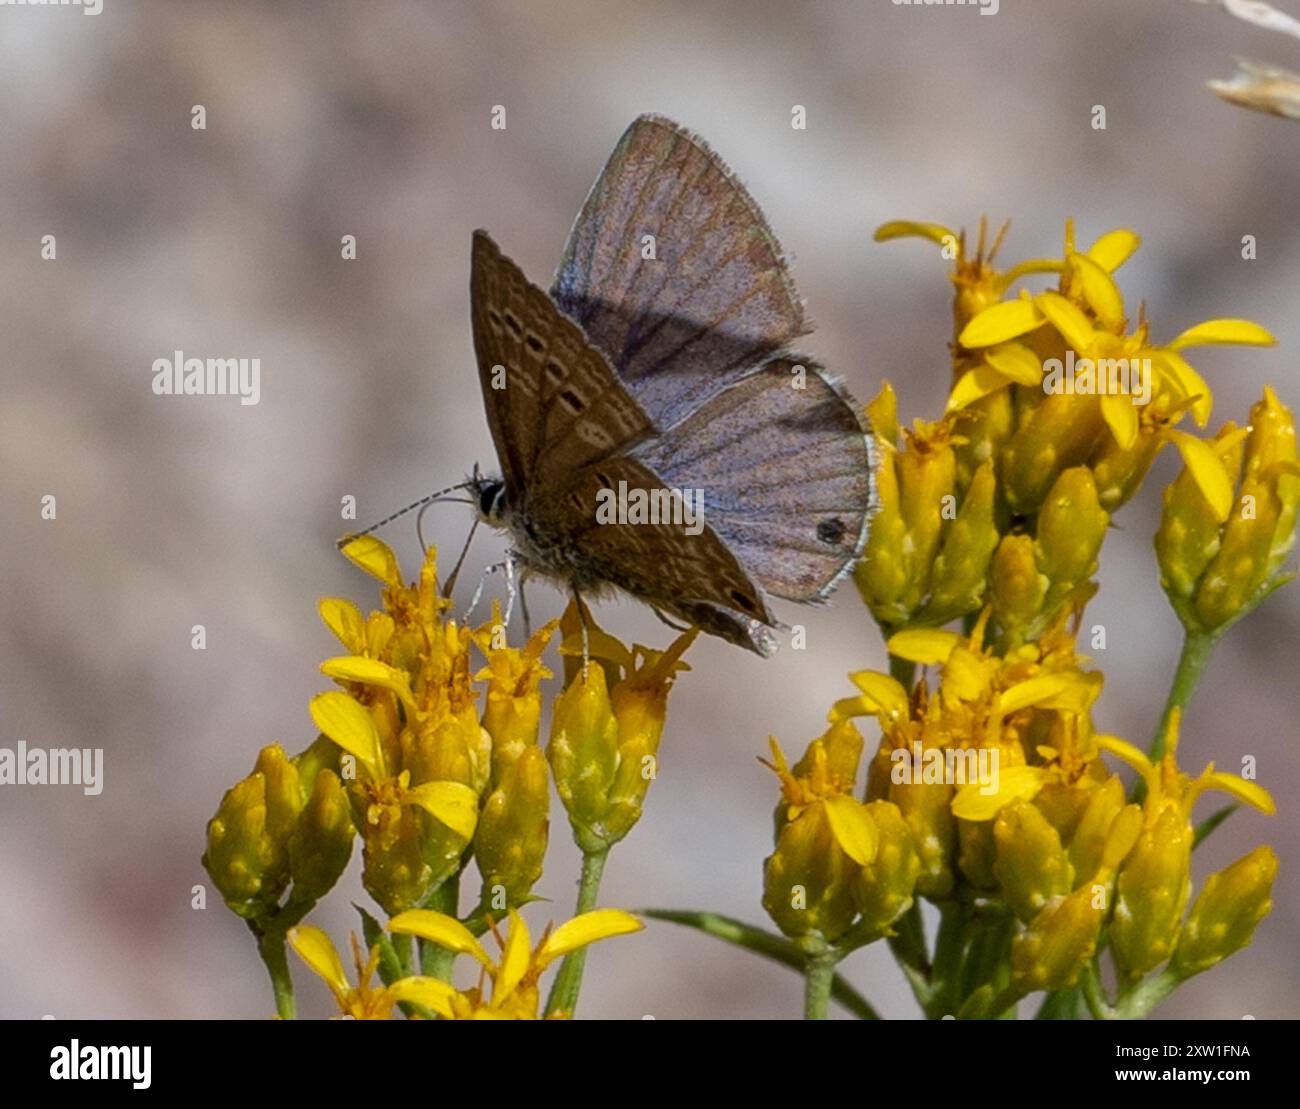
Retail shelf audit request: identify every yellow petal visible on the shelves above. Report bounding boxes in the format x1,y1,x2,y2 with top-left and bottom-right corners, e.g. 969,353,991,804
957,295,1045,349
947,364,1012,412
1200,772,1276,815
495,909,533,1001
1168,430,1235,521
1101,393,1140,450
309,691,382,778
339,535,404,589
887,628,962,665
537,909,643,969
1086,228,1141,272
1034,290,1097,352
389,910,492,966
995,673,1078,716
828,696,872,722
1169,318,1277,351
286,925,351,999
984,341,1045,387
321,655,416,709
943,648,988,702
1096,733,1154,777
846,670,912,720
824,794,879,866
951,764,1046,821
318,597,367,654
385,976,457,1017
873,220,957,247
1149,349,1213,427
404,781,480,840
1069,252,1126,330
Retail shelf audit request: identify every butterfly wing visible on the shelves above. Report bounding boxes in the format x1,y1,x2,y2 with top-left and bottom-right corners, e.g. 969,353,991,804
551,114,807,431
472,230,775,648
633,358,875,603
471,230,657,498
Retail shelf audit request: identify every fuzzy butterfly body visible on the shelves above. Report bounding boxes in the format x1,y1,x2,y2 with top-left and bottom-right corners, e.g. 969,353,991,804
469,115,875,655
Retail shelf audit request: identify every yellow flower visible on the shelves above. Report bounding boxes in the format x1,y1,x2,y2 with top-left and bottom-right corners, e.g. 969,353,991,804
880,216,1276,515
1156,387,1300,633
1097,709,1274,979
473,608,560,787
388,907,643,1019
548,600,695,853
203,743,354,922
761,724,883,941
287,925,454,1020
309,538,488,913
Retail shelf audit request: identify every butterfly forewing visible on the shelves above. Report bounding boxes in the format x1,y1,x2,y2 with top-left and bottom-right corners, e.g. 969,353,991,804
531,454,773,626
551,114,808,430
471,231,656,495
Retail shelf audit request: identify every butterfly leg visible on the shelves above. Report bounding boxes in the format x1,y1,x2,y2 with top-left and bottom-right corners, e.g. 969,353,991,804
517,567,533,638
501,554,518,628
573,588,591,679
462,560,509,625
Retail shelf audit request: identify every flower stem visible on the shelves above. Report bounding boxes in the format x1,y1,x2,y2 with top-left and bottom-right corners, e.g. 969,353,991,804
544,847,609,1017
803,944,837,1020
1149,629,1218,762
256,926,296,1020
420,878,460,980
1110,967,1182,1019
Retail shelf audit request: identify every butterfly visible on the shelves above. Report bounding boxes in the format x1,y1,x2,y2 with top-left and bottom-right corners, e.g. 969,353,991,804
467,114,875,656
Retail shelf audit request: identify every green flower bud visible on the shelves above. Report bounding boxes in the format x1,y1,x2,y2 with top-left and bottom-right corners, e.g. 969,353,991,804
1067,775,1126,885
474,745,550,908
1002,393,1106,516
1193,389,1298,630
1173,845,1277,977
854,801,921,933
994,801,1074,922
763,801,861,942
203,745,302,921
1036,466,1108,618
287,769,354,909
991,534,1045,645
891,779,955,899
1110,806,1192,980
957,817,998,890
1010,882,1105,994
921,461,1000,624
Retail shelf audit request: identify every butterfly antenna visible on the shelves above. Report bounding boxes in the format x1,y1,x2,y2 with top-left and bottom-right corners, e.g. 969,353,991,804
337,481,474,549
440,516,480,599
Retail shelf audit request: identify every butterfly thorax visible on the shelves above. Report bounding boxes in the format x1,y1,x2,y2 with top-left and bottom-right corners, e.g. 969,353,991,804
470,471,609,591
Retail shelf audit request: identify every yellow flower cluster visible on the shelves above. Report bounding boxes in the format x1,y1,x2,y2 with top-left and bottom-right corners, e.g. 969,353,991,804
204,537,690,1019
767,218,1293,1019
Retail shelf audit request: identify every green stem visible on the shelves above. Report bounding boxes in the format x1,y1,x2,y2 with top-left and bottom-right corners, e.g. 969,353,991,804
419,878,460,981
544,847,609,1017
256,926,296,1020
1109,968,1182,1019
1080,958,1115,1020
888,652,916,692
1149,629,1218,762
927,899,971,1019
640,909,880,1018
804,945,837,1021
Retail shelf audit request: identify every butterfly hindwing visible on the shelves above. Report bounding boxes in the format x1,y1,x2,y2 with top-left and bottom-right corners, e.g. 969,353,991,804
551,114,808,431
633,357,874,603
